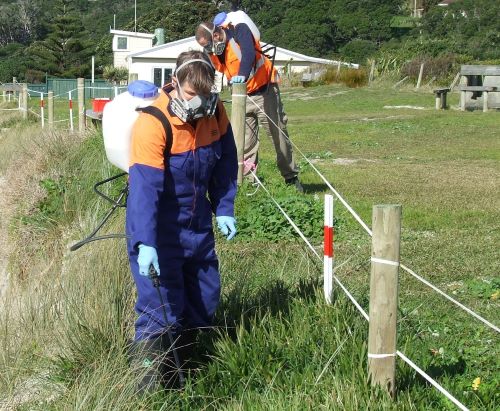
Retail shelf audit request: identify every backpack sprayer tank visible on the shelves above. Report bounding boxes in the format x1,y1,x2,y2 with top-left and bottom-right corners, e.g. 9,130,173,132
215,10,260,41
102,80,159,172
71,80,160,251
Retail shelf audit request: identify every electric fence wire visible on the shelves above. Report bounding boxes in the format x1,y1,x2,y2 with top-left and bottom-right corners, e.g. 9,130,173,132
247,168,470,411
246,94,500,336
28,109,41,118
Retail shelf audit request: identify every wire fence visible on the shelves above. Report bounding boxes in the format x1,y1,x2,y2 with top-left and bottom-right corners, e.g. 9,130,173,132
246,167,469,410
0,85,129,131
243,94,499,410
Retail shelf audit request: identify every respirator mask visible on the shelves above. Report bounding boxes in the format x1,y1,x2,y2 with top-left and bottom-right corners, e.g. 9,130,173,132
169,58,218,122
212,41,226,56
202,40,225,56
199,23,226,56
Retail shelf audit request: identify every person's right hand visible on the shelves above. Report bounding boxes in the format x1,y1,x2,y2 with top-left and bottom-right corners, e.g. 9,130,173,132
230,75,246,84
137,244,160,276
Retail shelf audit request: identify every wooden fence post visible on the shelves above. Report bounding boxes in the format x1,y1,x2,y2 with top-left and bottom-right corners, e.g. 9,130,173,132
77,78,85,132
231,82,247,185
368,204,401,398
48,91,54,129
369,60,376,84
13,77,17,101
21,83,28,120
416,63,424,89
336,61,341,79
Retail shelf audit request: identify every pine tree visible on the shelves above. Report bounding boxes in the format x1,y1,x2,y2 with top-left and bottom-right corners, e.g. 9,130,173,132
28,0,93,78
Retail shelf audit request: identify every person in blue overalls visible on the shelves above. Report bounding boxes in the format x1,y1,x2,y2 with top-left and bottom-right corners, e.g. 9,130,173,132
126,50,237,391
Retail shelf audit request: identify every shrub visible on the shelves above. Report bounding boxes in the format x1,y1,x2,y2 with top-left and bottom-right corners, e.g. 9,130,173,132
102,65,129,84
340,39,378,65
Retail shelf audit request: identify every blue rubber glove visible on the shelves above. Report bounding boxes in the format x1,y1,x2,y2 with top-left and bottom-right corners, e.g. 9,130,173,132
137,244,160,276
230,75,246,84
216,216,237,240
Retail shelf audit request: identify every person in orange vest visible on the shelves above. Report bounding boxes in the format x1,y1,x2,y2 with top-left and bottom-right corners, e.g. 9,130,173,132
195,15,303,192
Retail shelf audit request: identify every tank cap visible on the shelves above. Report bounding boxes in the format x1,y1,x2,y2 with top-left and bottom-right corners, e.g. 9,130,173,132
213,12,228,26
128,80,158,98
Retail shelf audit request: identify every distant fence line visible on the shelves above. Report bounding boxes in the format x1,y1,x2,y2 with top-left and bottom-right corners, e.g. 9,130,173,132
0,78,129,132
1,78,120,99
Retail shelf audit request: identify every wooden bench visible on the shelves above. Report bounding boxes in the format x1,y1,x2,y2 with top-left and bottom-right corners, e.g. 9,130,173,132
301,73,313,87
433,88,450,110
458,65,500,112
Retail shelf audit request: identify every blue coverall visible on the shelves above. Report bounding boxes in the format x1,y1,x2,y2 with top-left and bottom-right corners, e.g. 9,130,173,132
126,87,237,341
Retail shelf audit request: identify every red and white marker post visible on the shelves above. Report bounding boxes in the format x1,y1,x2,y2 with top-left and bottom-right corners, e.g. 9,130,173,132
324,194,334,304
40,92,45,128
68,91,74,132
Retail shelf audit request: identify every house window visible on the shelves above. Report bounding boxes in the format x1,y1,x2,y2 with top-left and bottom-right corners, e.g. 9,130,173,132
153,68,173,87
117,37,127,50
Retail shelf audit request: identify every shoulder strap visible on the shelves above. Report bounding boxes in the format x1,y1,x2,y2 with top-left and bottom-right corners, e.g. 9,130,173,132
136,106,173,158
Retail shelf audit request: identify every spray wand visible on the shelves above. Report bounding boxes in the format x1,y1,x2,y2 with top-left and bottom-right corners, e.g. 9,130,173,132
148,264,185,388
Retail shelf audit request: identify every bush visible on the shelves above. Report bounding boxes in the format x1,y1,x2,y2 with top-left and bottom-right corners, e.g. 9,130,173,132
401,54,457,81
102,65,129,84
340,39,378,65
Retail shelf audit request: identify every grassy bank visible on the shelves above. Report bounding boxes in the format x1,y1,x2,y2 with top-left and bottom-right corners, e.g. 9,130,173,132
0,84,498,410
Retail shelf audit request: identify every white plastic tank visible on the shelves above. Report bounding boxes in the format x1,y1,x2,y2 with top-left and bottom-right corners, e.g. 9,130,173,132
214,11,260,41
102,80,159,172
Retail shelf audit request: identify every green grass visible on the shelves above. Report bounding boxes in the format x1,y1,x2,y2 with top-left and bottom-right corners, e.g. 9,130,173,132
0,84,498,410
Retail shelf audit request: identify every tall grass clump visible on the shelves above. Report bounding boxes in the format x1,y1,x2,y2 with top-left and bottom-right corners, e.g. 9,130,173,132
339,68,368,88
321,66,368,88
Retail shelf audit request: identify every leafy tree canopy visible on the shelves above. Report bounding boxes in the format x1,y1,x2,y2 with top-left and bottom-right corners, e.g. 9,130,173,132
27,0,93,78
2,0,499,82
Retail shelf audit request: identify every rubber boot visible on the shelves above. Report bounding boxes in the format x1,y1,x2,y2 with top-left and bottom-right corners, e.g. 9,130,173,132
129,336,165,395
176,328,199,375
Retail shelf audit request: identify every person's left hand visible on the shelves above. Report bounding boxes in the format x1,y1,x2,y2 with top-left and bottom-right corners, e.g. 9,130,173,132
216,216,237,240
230,76,246,84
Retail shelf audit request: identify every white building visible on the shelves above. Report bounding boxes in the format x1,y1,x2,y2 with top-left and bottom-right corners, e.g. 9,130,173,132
111,31,358,88
111,29,155,69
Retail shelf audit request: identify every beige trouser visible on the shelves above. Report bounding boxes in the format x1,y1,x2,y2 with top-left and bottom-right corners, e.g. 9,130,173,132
244,84,298,181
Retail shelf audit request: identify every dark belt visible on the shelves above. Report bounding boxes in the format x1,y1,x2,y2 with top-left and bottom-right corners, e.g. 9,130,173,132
248,82,276,96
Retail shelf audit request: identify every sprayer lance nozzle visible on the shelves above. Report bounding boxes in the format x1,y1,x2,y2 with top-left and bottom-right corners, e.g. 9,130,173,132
148,265,160,287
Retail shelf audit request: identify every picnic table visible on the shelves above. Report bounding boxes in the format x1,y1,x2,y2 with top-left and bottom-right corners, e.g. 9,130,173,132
458,65,500,112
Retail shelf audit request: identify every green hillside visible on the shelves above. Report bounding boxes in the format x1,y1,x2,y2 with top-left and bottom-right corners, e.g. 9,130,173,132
1,0,499,82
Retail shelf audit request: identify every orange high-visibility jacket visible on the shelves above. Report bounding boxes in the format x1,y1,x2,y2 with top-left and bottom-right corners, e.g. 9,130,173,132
209,36,277,94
